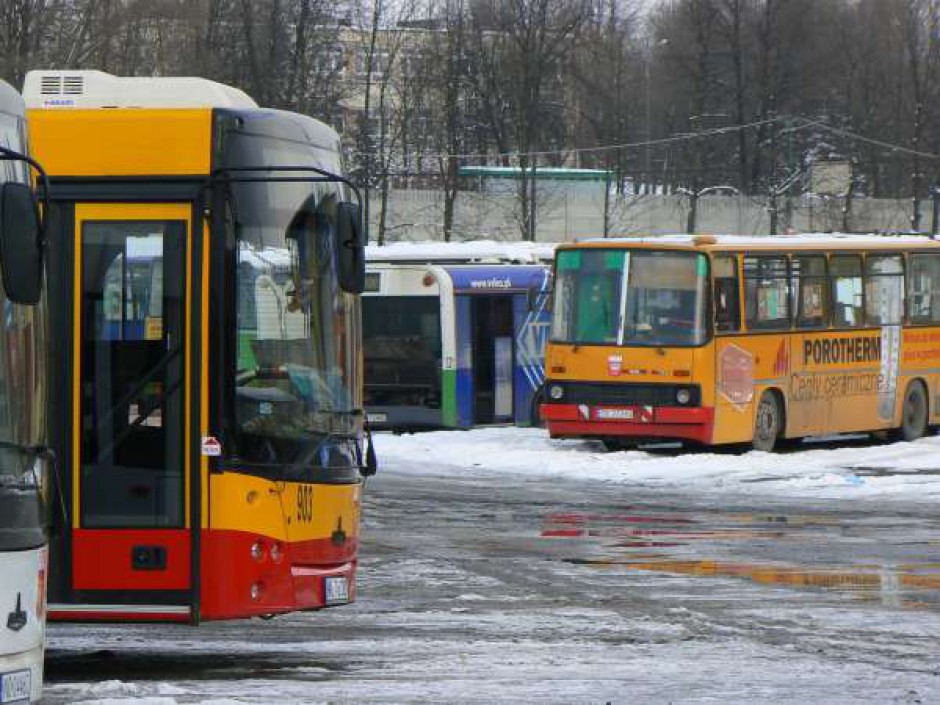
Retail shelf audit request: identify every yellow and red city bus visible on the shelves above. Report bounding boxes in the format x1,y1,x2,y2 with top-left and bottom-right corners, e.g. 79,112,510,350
24,70,373,623
540,234,940,451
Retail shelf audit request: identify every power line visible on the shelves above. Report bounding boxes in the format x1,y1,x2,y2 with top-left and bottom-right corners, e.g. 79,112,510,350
416,115,940,164
796,118,940,161
429,116,792,162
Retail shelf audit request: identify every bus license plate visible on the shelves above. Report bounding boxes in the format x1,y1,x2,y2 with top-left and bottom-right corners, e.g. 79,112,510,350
1,670,30,704
325,576,349,605
366,412,388,424
596,408,634,420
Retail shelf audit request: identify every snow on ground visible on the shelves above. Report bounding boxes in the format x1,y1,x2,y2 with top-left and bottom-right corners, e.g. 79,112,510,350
373,427,940,503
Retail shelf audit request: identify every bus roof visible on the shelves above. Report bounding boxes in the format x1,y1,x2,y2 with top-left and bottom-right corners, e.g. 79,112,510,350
561,233,940,253
22,70,256,110
25,75,342,179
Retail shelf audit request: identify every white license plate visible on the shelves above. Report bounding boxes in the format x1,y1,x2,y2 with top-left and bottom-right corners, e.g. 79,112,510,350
366,412,388,424
324,576,349,605
1,670,30,704
597,408,634,420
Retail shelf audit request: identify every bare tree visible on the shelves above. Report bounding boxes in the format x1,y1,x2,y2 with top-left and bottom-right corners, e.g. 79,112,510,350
468,0,589,241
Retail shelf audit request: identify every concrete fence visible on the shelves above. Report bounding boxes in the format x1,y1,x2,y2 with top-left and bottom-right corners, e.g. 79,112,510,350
370,188,934,242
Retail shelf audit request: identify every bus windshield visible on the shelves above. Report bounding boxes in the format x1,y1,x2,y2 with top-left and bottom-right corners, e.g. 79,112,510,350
231,187,361,467
222,123,362,473
552,249,709,347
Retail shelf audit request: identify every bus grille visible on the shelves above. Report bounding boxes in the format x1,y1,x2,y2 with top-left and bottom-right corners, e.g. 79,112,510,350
548,382,701,407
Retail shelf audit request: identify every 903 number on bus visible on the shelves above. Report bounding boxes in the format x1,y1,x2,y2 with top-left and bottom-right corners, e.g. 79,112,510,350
296,484,314,524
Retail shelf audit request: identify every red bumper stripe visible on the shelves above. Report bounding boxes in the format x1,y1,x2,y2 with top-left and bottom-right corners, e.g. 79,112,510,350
541,403,714,444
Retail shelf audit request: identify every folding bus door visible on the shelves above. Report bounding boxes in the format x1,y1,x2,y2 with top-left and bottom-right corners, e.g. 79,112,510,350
69,203,193,619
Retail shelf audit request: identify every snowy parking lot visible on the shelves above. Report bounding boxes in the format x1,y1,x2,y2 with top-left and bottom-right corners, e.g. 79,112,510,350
45,428,940,705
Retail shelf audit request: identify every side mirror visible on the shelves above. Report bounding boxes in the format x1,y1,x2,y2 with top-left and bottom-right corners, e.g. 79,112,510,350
335,201,366,294
0,182,43,304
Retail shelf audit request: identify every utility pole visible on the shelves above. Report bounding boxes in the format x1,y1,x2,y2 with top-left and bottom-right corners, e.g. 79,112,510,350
603,167,611,237
645,51,651,195
768,107,779,236
912,101,924,233
932,183,940,236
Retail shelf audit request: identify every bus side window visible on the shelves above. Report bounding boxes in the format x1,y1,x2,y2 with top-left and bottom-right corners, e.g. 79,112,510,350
794,255,828,329
744,255,790,330
830,254,864,328
908,253,940,324
864,254,904,326
713,255,740,332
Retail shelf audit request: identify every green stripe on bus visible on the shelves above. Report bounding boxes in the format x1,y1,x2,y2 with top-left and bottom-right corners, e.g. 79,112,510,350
442,369,457,427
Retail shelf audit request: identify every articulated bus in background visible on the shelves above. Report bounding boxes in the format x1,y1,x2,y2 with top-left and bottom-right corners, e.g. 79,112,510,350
363,261,551,429
541,235,940,451
24,70,373,624
0,81,50,705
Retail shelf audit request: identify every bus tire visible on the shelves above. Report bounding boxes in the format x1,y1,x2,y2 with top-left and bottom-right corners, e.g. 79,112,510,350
895,381,928,442
752,392,782,452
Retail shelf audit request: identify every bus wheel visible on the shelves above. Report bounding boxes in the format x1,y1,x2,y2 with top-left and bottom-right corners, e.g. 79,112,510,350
896,381,928,442
752,392,781,452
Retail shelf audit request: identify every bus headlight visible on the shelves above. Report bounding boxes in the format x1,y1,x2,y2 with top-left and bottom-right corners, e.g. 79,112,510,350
548,384,565,400
250,541,266,562
676,388,691,405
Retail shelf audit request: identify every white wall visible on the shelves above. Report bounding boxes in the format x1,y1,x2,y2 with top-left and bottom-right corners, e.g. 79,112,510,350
371,188,935,242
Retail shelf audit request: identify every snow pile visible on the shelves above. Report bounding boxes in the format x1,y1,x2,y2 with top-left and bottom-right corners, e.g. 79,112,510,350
373,427,940,503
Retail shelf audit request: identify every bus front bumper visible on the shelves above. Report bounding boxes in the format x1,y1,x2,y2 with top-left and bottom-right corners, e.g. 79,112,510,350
540,403,715,444
199,530,358,621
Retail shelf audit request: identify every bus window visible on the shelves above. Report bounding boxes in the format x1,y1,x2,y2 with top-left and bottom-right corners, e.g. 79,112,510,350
830,255,864,328
793,255,828,329
552,250,622,344
363,296,442,408
865,255,904,326
80,220,185,528
713,255,740,332
908,254,940,324
744,255,790,330
625,252,708,345
552,249,708,347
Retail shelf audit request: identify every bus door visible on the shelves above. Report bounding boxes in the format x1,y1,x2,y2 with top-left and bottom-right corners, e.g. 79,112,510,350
69,203,193,615
470,295,514,424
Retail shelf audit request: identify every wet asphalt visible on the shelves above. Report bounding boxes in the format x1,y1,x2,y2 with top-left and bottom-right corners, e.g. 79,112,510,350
44,447,940,704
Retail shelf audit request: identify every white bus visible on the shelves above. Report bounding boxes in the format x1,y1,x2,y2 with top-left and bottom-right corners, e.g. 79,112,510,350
363,259,552,429
0,79,49,705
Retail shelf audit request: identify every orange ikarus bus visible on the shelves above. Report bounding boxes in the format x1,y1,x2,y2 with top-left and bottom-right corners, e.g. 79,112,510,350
541,235,940,451
25,70,374,623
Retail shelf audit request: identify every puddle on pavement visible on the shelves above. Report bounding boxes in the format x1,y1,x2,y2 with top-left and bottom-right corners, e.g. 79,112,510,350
848,466,940,477
542,510,940,610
